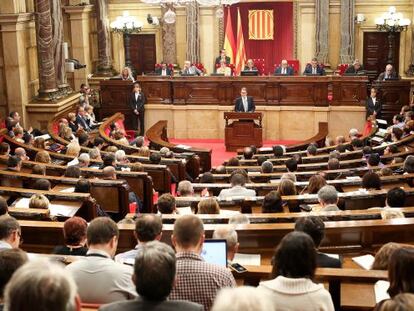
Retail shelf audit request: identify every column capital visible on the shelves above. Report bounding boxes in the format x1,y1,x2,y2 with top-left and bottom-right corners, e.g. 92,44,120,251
0,12,34,31
64,4,93,18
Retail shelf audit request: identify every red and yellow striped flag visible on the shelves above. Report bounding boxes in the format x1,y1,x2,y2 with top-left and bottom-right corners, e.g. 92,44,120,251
235,8,246,75
248,10,274,40
223,7,236,64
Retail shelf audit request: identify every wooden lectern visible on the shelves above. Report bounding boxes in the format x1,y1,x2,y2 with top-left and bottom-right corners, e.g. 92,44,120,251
224,112,263,151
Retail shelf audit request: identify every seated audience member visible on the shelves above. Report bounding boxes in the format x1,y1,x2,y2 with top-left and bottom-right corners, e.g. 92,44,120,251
383,144,399,155
100,241,203,311
115,214,162,264
212,226,239,263
227,157,240,166
216,60,232,76
78,132,89,147
228,214,250,225
0,143,10,156
23,132,34,146
88,148,102,167
214,165,226,174
155,61,173,76
0,249,28,310
53,217,88,256
306,174,327,194
244,59,257,71
64,165,81,178
317,185,340,211
31,164,46,175
303,57,325,76
379,167,393,177
258,232,334,310
159,147,170,157
218,173,256,200
349,128,360,141
75,106,91,132
212,286,273,311
380,187,406,220
93,137,105,150
77,153,90,168
261,161,273,174
275,59,294,75
272,145,284,157
32,179,51,191
256,156,267,166
6,156,22,172
285,158,298,172
113,131,129,146
4,259,79,311
329,150,340,159
197,198,220,214
137,146,150,157
0,216,21,250
306,144,317,157
149,152,162,165
28,194,49,209
262,191,283,213
199,172,214,196
386,247,414,298
374,293,414,311
350,138,364,150
391,127,403,142
102,153,116,168
114,150,130,168
132,135,145,148
327,158,340,171
362,146,372,158
242,147,254,160
170,215,236,309
85,105,98,129
336,144,347,153
335,135,346,145
177,180,194,197
34,150,51,164
345,59,364,74
403,155,414,174
14,148,28,161
372,242,404,270
157,194,177,214
67,112,79,133
295,216,341,268
277,179,297,197
66,140,81,157
130,162,144,172
65,217,137,303
0,197,8,216
119,66,134,81
362,171,381,190
367,153,382,169
392,114,405,130
12,127,24,144
181,60,203,76
377,64,399,81
74,179,108,217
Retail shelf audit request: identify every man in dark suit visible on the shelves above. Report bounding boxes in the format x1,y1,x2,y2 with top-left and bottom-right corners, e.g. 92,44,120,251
274,59,294,75
129,82,147,135
303,57,325,75
215,49,231,65
294,216,342,268
377,64,399,81
244,59,257,71
99,241,203,311
366,87,382,119
155,62,172,76
234,87,255,112
75,106,91,132
345,59,365,74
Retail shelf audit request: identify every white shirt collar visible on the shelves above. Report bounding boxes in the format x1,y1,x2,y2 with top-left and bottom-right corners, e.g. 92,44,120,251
0,240,13,249
87,248,111,258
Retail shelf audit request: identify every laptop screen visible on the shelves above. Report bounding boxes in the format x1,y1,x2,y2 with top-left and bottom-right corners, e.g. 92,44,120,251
201,239,227,267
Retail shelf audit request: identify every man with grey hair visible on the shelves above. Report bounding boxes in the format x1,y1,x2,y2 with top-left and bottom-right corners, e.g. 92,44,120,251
114,150,129,168
317,185,340,212
0,215,21,250
4,259,80,311
261,161,273,174
212,226,239,262
177,180,194,197
159,147,170,157
99,241,202,311
349,128,360,141
274,59,294,75
377,64,399,81
14,147,29,161
65,217,136,303
77,153,90,168
89,148,102,169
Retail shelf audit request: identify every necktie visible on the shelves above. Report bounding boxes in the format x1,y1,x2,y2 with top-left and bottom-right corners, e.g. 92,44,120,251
282,68,286,74
312,67,316,74
243,97,248,112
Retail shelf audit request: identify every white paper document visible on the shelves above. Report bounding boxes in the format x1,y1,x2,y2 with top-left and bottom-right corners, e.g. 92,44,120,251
374,280,390,303
233,253,261,266
59,187,75,193
352,254,375,270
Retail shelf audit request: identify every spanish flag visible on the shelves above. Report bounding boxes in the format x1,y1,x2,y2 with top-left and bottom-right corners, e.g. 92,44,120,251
223,7,236,64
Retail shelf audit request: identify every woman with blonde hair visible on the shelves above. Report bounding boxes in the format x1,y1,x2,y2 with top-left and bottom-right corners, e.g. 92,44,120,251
138,146,150,157
29,194,50,209
33,137,47,150
34,150,51,164
66,140,81,157
119,66,134,81
197,197,220,214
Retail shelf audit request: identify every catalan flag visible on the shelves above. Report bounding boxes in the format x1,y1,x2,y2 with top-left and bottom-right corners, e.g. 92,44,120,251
248,10,274,40
235,8,246,75
223,7,236,64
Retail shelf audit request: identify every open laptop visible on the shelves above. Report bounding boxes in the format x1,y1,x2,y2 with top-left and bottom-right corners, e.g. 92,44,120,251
201,239,227,267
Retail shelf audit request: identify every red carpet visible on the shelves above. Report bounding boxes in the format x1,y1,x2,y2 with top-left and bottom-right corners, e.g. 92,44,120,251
169,138,299,167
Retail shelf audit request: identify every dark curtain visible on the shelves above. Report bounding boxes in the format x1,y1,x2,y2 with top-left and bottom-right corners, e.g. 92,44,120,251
224,2,293,74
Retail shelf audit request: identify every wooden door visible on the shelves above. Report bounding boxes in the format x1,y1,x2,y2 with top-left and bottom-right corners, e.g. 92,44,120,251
130,34,156,75
363,32,400,80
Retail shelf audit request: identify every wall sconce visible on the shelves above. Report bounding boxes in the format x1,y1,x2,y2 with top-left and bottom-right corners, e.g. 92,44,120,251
354,14,366,24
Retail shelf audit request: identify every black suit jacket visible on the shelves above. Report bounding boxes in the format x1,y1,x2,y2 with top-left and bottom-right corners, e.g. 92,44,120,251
377,71,399,81
345,65,365,74
235,96,255,112
274,66,294,75
366,97,382,119
75,115,90,131
155,67,172,76
303,64,325,75
243,66,258,71
129,92,147,113
317,252,342,268
99,298,203,311
215,56,231,65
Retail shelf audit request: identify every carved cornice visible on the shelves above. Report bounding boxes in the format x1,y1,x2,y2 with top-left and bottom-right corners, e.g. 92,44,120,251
0,13,34,31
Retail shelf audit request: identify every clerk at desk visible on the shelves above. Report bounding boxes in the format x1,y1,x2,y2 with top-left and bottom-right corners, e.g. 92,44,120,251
234,87,255,112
